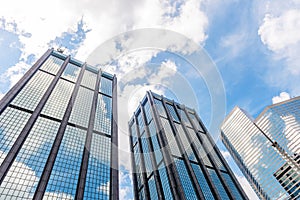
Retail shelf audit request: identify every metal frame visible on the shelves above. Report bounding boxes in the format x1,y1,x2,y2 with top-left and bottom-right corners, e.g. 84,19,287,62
139,102,165,199
173,104,221,200
161,99,205,200
0,55,70,185
110,75,119,200
183,108,236,199
33,61,85,200
75,69,102,199
0,49,53,114
146,91,185,200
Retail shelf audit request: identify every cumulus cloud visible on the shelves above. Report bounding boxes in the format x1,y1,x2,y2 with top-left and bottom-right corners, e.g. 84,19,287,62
258,1,300,95
272,92,291,104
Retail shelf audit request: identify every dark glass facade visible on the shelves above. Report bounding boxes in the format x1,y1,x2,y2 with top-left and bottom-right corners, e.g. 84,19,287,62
0,49,118,199
129,91,247,200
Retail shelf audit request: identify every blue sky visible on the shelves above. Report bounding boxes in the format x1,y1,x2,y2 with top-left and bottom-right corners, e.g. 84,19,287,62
1,0,300,199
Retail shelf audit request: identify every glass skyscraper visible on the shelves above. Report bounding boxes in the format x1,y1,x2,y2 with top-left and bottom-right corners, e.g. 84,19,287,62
221,97,300,199
0,49,118,199
129,91,247,200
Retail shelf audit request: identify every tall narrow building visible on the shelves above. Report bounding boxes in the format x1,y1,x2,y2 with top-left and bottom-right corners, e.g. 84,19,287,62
0,49,118,199
129,91,247,200
221,97,300,200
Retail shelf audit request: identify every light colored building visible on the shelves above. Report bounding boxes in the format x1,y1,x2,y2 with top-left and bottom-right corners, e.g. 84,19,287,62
221,97,300,199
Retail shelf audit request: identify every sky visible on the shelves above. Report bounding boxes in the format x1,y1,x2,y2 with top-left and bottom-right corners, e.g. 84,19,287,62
1,0,300,199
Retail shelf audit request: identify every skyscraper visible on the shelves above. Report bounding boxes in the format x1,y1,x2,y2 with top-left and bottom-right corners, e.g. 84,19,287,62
221,97,300,199
129,91,247,200
0,49,118,199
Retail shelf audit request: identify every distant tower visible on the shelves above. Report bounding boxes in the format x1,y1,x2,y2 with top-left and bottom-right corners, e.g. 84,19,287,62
221,98,300,199
129,91,247,199
0,49,118,199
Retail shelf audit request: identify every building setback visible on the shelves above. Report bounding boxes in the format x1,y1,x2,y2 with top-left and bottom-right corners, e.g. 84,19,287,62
221,97,300,200
129,91,247,200
0,49,118,199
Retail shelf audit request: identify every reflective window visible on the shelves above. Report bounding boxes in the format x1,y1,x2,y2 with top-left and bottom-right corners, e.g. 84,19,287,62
81,70,97,89
40,55,64,75
11,71,54,111
0,107,31,160
94,95,112,135
61,63,81,82
99,76,112,96
175,123,196,161
151,135,162,164
69,87,94,128
139,187,145,200
186,127,212,167
137,112,145,133
176,107,192,127
154,99,167,118
208,169,230,200
202,134,226,171
161,118,180,157
148,175,158,199
188,112,204,132
134,145,143,189
44,126,86,199
191,163,214,200
143,100,152,124
222,172,244,200
0,117,60,199
84,133,111,200
141,138,152,176
174,158,197,200
130,123,138,145
166,104,179,122
42,79,74,120
158,165,173,200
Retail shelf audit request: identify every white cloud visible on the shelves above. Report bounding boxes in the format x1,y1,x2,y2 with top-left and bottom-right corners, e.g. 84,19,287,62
258,9,300,52
272,92,291,104
257,1,300,95
119,170,133,200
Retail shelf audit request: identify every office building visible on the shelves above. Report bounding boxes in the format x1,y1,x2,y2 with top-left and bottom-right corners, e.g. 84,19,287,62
0,49,118,199
129,91,247,200
221,97,300,199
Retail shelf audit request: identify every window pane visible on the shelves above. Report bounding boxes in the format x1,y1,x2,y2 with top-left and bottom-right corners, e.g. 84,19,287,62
99,76,112,96
45,126,86,199
81,70,97,89
0,107,31,160
94,95,112,135
148,175,158,199
40,55,64,75
69,87,94,128
42,79,74,120
61,63,81,82
208,169,230,200
84,133,111,200
0,117,60,199
158,165,173,200
11,71,54,111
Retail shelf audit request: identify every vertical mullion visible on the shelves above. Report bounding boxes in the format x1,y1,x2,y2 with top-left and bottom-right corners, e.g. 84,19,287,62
146,91,185,200
193,109,249,199
161,99,205,200
129,121,140,200
140,102,165,200
33,62,86,200
134,114,151,200
110,75,119,200
0,55,70,185
75,70,102,199
183,108,236,199
174,105,222,200
0,49,53,114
